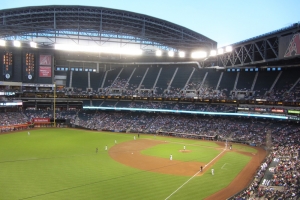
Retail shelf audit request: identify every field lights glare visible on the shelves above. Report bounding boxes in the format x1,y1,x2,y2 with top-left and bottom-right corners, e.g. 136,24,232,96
210,50,217,56
168,51,174,57
225,46,233,52
30,42,37,48
54,44,142,55
0,40,6,46
179,51,185,58
191,51,207,59
13,40,21,47
218,48,224,54
156,50,162,56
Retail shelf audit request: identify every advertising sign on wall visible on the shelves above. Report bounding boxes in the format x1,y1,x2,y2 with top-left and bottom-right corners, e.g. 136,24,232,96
39,66,51,77
32,118,50,123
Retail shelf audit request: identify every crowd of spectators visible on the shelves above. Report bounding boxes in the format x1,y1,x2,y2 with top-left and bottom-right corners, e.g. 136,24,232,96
230,124,300,200
0,112,28,132
2,67,300,103
71,111,275,146
125,102,237,113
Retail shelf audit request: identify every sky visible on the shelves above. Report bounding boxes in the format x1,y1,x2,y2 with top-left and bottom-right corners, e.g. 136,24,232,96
1,0,300,47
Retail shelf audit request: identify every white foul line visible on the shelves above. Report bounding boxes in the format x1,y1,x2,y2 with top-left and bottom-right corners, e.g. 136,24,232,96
164,148,227,200
221,163,227,169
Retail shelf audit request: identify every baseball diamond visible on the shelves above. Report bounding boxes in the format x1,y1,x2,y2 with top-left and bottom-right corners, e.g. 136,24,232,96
0,129,266,199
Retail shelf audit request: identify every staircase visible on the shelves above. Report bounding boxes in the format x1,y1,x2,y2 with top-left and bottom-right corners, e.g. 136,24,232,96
167,67,179,90
69,71,73,87
251,72,259,91
124,68,136,89
288,77,300,93
138,68,149,89
183,67,195,89
198,72,208,90
268,71,282,93
152,67,162,89
233,72,240,90
215,72,224,90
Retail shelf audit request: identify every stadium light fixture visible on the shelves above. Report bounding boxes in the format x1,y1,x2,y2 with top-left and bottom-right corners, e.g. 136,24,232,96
168,51,174,57
210,50,217,56
13,40,21,47
225,46,232,52
191,51,207,59
54,44,143,55
0,40,6,46
179,51,185,58
156,50,162,56
30,42,37,48
102,47,143,55
217,48,224,55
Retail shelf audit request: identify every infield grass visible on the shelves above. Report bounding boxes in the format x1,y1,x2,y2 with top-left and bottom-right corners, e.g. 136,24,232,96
0,128,254,200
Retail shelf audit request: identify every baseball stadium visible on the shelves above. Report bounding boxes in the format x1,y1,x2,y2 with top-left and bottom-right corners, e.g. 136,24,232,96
0,5,299,200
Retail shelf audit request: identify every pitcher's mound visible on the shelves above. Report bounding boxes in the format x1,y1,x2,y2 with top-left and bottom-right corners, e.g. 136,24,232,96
179,150,191,153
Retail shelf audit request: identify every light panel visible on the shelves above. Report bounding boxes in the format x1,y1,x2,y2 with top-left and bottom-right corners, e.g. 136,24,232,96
218,48,224,54
225,46,232,52
210,50,217,56
191,51,207,59
0,40,6,46
179,51,185,58
156,50,162,56
54,44,142,55
168,51,174,57
30,42,37,48
13,40,21,47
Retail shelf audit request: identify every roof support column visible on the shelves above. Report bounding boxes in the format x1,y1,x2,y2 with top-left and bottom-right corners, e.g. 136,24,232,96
54,9,56,43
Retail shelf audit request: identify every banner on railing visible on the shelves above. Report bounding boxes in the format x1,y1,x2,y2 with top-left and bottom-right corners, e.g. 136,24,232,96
271,109,284,113
32,118,50,123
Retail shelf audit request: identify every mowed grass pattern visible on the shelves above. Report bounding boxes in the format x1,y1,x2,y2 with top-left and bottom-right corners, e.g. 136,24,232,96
0,128,252,200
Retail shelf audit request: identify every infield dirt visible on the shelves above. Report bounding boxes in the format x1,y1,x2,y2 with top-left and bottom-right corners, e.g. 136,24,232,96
109,138,266,200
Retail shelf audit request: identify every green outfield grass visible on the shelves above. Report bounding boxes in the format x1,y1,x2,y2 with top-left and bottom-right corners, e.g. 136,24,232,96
142,142,221,162
0,128,254,200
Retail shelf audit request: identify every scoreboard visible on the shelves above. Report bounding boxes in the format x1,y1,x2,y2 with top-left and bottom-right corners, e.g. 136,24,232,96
25,53,35,80
3,52,13,80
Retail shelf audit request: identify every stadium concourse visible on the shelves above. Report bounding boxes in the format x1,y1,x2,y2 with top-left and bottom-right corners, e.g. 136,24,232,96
0,107,299,199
